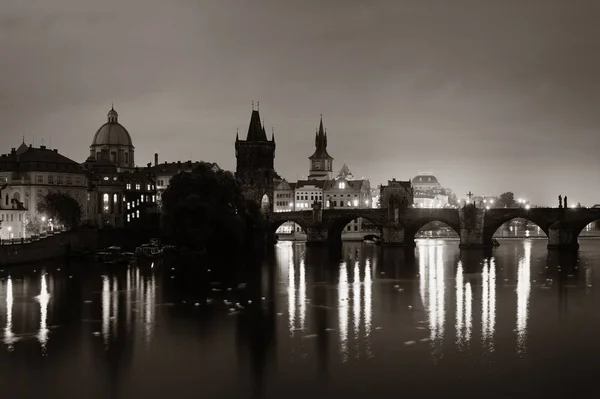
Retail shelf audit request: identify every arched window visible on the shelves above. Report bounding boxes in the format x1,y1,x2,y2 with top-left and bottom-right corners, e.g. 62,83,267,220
5,195,8,206
103,193,109,212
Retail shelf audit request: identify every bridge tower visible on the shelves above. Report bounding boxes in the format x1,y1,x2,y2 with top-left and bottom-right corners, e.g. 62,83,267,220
307,116,334,180
235,106,277,212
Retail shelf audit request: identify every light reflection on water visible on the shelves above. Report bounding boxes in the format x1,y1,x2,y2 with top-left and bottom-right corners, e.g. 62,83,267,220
1,239,600,397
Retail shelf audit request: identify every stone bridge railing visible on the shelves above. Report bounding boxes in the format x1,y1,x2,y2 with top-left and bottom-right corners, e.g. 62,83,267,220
267,206,600,250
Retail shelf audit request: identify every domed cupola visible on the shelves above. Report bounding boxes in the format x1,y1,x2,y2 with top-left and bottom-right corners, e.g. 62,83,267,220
90,105,135,169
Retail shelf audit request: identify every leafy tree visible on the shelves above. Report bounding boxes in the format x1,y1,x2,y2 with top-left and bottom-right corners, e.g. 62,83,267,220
497,192,517,208
162,163,251,252
37,192,82,229
448,193,459,207
24,215,43,235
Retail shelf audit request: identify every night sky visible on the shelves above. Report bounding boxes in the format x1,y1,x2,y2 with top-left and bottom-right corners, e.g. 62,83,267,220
2,0,600,206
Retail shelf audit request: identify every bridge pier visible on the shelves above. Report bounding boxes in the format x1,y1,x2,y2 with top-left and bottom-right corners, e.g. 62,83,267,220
305,226,330,246
382,226,411,247
547,223,579,250
459,206,492,249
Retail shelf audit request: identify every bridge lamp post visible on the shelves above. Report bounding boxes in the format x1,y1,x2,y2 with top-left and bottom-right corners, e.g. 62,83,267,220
525,204,531,210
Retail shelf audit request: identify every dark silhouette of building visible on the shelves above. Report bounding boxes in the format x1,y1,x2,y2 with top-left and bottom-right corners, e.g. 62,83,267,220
235,107,277,211
379,178,413,208
308,116,334,180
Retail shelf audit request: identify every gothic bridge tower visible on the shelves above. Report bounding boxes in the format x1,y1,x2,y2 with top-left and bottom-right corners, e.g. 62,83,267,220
308,115,334,180
235,106,276,212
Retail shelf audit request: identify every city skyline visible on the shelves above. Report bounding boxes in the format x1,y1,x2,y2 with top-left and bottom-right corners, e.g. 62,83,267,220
2,0,600,206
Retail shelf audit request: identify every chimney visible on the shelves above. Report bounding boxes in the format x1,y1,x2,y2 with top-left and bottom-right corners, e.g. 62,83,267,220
11,148,16,154
154,153,158,166
147,162,151,168
40,145,46,150
53,149,58,153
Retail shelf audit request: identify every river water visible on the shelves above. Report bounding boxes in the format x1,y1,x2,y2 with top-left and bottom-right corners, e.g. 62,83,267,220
1,239,600,398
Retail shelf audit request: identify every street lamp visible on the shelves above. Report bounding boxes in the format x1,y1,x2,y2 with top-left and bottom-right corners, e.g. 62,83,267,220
525,204,531,210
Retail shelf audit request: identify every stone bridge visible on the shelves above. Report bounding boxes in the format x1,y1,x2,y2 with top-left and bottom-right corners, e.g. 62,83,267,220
267,205,600,250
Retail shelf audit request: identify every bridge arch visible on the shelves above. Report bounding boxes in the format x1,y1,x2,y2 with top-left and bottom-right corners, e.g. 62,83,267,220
413,220,461,239
483,212,551,243
327,214,386,245
571,215,600,239
269,218,308,240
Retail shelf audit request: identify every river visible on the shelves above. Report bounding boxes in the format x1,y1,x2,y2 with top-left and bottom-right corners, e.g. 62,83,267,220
1,238,600,398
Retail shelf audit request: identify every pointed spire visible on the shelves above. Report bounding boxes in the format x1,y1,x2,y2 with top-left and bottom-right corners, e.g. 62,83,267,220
318,114,325,136
252,100,254,110
236,127,239,141
257,101,260,111
271,127,275,142
245,109,268,141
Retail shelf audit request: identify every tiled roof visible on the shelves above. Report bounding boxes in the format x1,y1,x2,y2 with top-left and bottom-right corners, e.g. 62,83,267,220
0,145,82,173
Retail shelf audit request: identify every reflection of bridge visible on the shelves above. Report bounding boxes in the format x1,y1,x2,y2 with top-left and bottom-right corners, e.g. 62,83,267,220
268,205,600,250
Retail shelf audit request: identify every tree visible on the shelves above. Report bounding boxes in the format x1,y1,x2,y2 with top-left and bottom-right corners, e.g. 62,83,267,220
24,215,43,235
161,163,250,252
37,192,82,229
497,192,517,208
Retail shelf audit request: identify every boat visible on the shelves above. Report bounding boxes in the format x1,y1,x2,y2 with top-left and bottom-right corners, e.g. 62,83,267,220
363,234,382,245
135,243,163,259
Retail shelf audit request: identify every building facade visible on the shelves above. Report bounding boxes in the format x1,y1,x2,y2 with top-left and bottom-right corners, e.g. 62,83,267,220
412,173,450,208
273,117,372,240
0,183,27,240
84,107,158,228
0,142,88,238
235,108,277,212
379,178,413,208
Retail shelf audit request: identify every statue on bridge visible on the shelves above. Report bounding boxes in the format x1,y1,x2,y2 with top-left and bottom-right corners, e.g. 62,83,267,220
559,195,562,209
564,195,568,209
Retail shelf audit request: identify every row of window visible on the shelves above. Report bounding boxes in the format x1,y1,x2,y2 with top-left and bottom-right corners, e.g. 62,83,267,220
36,175,83,185
276,193,292,198
125,183,154,191
0,213,22,222
126,211,141,223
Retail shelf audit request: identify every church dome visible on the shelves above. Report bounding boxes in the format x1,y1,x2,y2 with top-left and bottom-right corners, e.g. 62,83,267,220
412,174,439,184
91,107,133,147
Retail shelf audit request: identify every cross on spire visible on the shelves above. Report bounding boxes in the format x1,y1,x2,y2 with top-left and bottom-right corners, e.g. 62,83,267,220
467,191,474,201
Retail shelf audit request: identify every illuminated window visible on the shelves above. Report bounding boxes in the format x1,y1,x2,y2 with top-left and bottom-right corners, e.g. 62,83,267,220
127,214,130,223
136,210,140,218
141,196,144,203
353,199,358,207
137,199,140,206
147,184,150,191
127,202,130,210
152,195,156,202
103,176,109,181
338,182,345,189
103,193,109,212
135,184,141,190
126,183,131,190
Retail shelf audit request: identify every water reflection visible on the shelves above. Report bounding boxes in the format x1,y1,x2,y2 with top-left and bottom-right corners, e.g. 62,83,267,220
419,243,446,354
481,258,496,352
35,273,51,351
516,241,532,354
455,262,473,348
338,261,349,362
364,258,373,358
4,240,600,398
3,277,15,348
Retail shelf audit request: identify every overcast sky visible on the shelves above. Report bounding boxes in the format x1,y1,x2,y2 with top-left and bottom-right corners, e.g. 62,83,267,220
2,0,600,205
